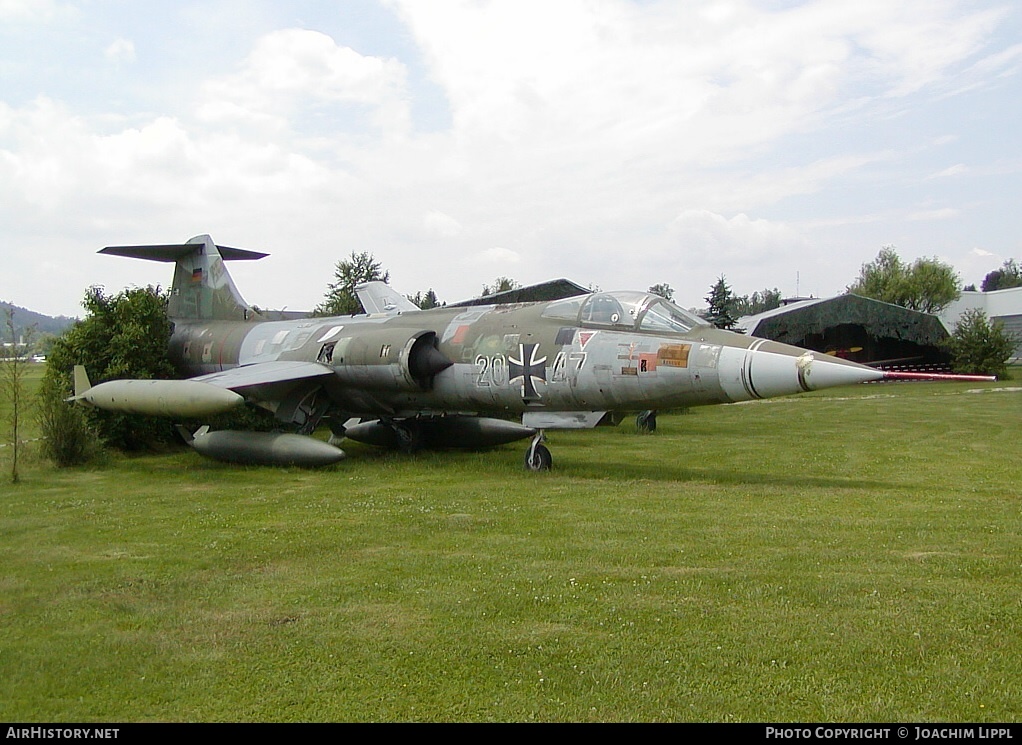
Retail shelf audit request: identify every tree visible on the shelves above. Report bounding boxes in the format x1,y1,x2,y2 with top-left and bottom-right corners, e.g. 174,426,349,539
44,285,179,452
849,245,903,304
408,289,442,309
704,276,739,330
481,277,521,296
648,283,674,301
733,288,782,317
314,251,390,316
980,259,1022,292
848,245,960,313
2,309,32,483
944,308,1018,379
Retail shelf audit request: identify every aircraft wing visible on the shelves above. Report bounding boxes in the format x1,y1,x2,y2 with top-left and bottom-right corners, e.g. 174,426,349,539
191,361,335,401
449,278,591,307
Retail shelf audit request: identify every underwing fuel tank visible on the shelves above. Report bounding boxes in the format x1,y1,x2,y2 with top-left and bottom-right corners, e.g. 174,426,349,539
344,416,536,450
72,366,244,418
179,427,346,467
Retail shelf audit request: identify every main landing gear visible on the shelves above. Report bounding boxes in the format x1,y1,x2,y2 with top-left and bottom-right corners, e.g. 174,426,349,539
524,431,552,471
636,409,657,433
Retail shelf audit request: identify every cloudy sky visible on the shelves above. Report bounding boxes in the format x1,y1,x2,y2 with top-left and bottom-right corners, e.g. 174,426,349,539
3,0,1020,318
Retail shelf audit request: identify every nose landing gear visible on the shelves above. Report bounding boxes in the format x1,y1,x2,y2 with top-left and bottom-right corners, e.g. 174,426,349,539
524,431,552,471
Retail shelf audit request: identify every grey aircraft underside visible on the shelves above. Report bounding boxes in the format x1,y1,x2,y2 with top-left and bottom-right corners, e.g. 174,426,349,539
71,235,977,469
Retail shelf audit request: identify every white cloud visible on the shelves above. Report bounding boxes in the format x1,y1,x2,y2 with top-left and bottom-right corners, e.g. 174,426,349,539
669,210,807,263
390,0,996,165
930,163,969,179
423,210,463,238
907,208,960,221
1,1,1018,316
0,0,65,21
475,247,521,265
197,28,410,135
0,96,90,210
958,246,1005,285
843,2,1002,97
967,41,1022,79
104,38,135,64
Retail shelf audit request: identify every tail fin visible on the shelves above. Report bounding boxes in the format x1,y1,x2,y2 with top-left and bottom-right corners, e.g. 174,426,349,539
355,281,420,314
175,424,210,444
69,364,92,402
99,234,266,322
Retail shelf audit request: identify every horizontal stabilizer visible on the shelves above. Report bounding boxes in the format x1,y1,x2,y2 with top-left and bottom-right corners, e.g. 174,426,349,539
99,234,265,321
100,244,268,262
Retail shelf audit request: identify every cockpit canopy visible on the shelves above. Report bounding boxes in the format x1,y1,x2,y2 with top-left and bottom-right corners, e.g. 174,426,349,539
541,291,709,334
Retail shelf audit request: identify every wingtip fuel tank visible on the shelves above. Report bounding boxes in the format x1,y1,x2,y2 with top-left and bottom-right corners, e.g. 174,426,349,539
73,366,244,418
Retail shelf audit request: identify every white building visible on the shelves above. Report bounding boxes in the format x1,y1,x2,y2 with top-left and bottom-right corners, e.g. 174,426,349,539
939,287,1022,361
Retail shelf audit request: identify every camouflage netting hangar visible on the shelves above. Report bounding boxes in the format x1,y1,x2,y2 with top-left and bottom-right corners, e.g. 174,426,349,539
739,294,951,368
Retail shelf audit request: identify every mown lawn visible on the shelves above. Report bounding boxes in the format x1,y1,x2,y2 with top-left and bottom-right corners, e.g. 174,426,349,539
1,374,1019,722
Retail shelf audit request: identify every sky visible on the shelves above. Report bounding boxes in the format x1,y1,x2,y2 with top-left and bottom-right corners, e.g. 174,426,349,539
2,0,1020,318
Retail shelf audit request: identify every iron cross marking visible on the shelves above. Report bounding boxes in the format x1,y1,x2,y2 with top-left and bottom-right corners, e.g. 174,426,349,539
508,342,547,403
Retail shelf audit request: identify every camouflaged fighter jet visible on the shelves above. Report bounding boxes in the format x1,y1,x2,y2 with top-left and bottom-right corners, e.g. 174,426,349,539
71,234,977,469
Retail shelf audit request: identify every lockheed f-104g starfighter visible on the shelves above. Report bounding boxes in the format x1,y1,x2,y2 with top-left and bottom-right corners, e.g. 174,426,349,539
72,235,982,468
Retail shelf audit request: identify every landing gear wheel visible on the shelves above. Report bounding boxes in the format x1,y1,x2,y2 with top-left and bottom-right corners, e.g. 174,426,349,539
524,443,552,471
394,422,423,454
636,409,657,433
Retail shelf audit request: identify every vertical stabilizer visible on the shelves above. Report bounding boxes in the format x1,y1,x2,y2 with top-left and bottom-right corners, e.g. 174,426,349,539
99,235,267,322
73,365,92,397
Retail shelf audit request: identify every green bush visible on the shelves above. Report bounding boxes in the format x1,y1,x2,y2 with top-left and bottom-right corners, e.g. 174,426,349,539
46,285,285,455
45,285,179,451
37,375,101,467
944,308,1018,378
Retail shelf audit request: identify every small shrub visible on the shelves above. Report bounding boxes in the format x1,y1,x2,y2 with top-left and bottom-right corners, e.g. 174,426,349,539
944,308,1018,379
44,286,179,452
37,375,101,467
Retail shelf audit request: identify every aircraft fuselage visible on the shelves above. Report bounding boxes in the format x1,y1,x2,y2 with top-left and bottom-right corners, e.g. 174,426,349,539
168,298,875,419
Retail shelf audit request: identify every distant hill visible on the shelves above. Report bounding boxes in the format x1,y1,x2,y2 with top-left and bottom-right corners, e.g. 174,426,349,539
1,301,77,340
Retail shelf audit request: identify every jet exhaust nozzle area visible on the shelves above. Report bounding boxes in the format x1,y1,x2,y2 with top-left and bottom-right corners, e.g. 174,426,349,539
330,329,453,392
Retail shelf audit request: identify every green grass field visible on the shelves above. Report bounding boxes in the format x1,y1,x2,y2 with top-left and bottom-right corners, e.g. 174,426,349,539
1,367,1020,722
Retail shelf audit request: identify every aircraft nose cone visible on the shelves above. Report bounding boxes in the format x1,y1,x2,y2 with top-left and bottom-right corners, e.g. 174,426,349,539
796,352,884,390
722,340,884,400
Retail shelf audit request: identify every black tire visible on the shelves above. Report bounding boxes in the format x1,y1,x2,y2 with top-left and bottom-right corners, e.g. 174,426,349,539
394,422,422,453
524,443,552,471
636,410,657,433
